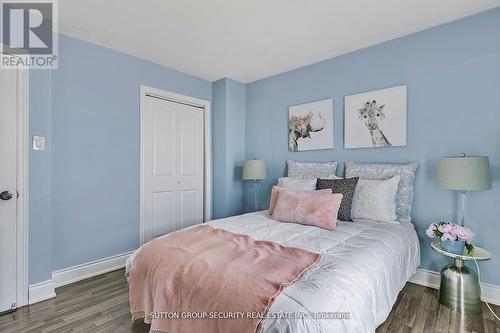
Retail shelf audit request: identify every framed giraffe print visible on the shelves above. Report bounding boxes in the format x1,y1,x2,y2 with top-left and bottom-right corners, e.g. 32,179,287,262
288,98,334,152
344,85,407,149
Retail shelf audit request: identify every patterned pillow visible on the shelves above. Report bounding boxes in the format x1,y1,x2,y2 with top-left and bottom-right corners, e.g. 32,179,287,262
277,177,317,192
345,161,418,223
287,160,338,178
316,177,359,221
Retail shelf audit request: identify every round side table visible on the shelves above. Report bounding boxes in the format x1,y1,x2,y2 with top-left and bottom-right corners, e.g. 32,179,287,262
431,240,492,314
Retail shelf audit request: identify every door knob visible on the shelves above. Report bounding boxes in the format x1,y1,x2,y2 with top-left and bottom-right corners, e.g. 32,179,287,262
0,191,13,201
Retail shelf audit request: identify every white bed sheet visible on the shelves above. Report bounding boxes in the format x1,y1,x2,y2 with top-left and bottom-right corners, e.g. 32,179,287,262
126,211,420,333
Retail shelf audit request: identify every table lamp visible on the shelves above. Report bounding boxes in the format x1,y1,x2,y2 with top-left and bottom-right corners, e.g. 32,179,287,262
243,159,267,211
436,154,492,226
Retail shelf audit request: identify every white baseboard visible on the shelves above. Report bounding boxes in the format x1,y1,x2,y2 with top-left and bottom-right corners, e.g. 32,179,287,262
409,268,441,289
410,268,500,306
52,250,134,288
28,251,134,305
28,280,56,304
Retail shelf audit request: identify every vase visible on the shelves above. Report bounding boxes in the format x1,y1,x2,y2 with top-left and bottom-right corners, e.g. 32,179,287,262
441,239,465,255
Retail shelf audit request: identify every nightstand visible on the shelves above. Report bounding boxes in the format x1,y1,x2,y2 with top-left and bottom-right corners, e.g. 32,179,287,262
431,240,492,314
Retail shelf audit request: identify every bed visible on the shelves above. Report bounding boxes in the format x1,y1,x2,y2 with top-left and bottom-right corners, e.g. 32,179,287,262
126,210,420,333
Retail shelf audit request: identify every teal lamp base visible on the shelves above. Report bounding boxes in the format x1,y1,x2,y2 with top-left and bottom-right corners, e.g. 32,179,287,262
439,259,482,314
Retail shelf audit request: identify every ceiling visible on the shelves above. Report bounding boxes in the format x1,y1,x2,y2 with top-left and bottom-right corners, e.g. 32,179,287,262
59,0,500,83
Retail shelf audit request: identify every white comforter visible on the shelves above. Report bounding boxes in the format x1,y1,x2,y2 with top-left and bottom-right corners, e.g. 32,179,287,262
127,211,420,333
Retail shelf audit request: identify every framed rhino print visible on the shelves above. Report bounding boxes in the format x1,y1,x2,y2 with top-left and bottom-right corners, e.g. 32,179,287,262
288,98,334,152
344,85,407,149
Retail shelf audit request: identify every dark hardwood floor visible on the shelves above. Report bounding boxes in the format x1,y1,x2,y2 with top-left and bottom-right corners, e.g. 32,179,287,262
1,269,499,332
376,283,500,333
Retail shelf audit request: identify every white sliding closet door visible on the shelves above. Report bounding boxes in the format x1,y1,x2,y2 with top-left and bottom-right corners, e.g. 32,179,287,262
142,95,204,243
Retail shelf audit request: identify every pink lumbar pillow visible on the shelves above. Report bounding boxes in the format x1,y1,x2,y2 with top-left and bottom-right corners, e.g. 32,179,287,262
271,190,343,231
269,186,332,215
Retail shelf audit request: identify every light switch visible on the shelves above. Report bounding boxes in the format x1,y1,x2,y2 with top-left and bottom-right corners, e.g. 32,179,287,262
32,136,45,151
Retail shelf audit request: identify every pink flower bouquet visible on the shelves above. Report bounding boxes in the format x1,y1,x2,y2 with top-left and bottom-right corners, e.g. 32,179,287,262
426,222,474,254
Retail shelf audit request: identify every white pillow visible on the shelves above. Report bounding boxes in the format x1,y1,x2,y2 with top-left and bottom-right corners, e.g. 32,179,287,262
277,177,317,192
351,176,400,223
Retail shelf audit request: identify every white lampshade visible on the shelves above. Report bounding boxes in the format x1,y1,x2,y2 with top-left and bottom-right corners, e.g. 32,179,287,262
242,160,267,180
436,155,492,191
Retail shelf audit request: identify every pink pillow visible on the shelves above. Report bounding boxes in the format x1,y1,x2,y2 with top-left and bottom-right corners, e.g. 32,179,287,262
269,186,331,215
271,191,343,231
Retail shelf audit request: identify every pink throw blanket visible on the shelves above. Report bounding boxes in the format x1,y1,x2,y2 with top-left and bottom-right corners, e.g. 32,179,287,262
129,225,320,333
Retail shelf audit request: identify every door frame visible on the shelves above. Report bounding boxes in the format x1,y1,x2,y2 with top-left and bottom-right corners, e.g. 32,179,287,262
1,48,29,308
139,85,212,245
16,61,29,308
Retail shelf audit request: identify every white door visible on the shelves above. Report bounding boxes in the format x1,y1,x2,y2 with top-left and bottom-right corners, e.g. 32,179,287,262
0,58,19,312
142,95,204,243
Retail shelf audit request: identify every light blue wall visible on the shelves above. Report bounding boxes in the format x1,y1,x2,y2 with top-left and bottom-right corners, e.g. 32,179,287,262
212,78,246,218
244,8,500,285
50,35,212,271
29,70,53,284
29,34,212,282
212,79,228,218
226,79,246,216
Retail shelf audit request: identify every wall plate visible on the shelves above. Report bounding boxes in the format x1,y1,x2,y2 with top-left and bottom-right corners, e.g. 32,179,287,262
32,136,45,151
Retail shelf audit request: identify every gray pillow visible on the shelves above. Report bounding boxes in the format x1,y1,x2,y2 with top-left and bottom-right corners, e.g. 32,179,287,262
287,160,338,178
345,162,418,223
316,177,359,221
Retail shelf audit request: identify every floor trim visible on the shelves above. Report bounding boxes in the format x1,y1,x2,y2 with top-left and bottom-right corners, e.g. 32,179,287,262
29,251,135,305
52,251,134,288
28,280,56,305
410,268,500,306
